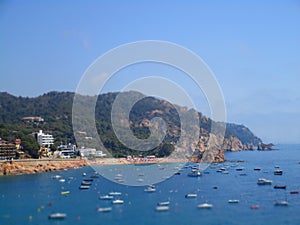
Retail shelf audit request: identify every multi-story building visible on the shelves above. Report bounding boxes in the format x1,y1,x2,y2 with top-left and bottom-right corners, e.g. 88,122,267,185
0,138,17,160
36,130,54,147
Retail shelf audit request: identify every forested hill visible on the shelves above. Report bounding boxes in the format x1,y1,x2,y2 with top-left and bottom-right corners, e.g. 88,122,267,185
0,91,262,158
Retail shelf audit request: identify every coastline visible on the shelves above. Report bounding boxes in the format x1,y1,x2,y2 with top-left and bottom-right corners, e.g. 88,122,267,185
0,157,192,176
0,159,89,176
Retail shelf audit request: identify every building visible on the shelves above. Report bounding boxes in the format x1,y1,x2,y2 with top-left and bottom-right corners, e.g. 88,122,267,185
0,138,17,160
79,147,106,158
22,116,44,123
57,144,77,158
36,130,54,147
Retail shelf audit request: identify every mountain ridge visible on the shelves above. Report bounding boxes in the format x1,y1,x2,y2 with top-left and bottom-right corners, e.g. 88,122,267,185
0,91,266,161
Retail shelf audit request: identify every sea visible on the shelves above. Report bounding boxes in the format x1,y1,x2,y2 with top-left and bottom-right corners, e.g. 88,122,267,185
1,144,300,225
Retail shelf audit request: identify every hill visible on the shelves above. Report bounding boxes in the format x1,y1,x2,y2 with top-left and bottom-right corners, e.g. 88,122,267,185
0,91,263,161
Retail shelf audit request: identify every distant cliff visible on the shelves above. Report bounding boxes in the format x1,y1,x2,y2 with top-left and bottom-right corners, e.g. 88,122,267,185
0,91,265,162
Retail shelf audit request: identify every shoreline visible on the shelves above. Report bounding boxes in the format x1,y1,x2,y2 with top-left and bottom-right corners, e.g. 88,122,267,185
0,157,194,176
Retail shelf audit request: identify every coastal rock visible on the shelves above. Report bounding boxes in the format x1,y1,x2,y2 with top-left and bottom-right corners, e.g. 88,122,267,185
0,159,88,176
257,143,276,150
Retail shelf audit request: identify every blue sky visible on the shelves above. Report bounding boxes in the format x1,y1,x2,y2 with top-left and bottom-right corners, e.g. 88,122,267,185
1,1,300,144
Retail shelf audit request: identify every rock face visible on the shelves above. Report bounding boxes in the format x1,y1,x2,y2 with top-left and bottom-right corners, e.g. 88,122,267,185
257,143,276,150
0,159,88,176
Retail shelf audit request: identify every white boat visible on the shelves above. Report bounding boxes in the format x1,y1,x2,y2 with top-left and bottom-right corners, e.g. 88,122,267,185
112,199,124,204
144,187,156,193
48,213,67,219
58,179,65,183
99,195,114,200
52,175,61,179
155,206,169,211
185,193,197,198
79,185,90,189
257,178,272,185
228,199,240,203
109,191,122,196
157,201,170,206
197,203,213,209
274,201,288,206
97,207,112,212
188,170,202,177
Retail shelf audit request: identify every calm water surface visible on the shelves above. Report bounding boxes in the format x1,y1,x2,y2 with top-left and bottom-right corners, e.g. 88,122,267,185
0,144,300,225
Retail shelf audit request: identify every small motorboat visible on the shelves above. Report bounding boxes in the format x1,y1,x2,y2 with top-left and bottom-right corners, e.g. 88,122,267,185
274,185,286,189
274,170,283,175
61,191,70,195
97,207,112,212
290,190,299,194
109,191,122,196
48,213,67,219
188,170,202,177
250,205,259,209
157,201,170,206
185,193,197,198
228,199,240,203
112,199,124,204
274,201,288,206
79,185,90,190
257,178,272,185
81,181,92,186
144,187,156,193
254,167,261,171
197,203,213,209
155,206,169,211
83,178,93,182
236,167,245,171
99,195,114,200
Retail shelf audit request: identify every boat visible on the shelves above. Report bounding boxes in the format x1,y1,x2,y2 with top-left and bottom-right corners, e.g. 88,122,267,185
99,195,114,200
144,187,156,193
236,167,245,171
228,199,240,203
81,181,92,186
58,179,65,183
97,207,112,212
197,203,213,209
82,172,86,176
52,175,61,179
48,213,67,219
274,185,286,189
274,170,283,175
109,191,122,196
274,201,289,206
185,193,197,198
91,173,100,178
112,199,124,204
157,201,170,206
79,185,90,189
257,178,273,185
254,168,261,171
155,206,169,211
222,171,229,174
61,191,70,195
250,205,259,209
188,170,202,177
290,190,299,194
274,165,280,168
83,178,93,182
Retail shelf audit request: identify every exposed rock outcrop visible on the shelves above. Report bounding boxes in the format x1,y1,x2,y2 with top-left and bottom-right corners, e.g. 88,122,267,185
0,159,88,176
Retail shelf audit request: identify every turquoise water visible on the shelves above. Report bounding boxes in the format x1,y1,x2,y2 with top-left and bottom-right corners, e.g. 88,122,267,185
1,144,300,225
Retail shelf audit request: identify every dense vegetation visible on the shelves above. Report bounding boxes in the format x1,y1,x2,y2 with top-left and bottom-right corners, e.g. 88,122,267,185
0,91,261,158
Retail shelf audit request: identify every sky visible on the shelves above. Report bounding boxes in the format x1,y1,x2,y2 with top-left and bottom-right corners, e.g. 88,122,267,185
0,0,300,144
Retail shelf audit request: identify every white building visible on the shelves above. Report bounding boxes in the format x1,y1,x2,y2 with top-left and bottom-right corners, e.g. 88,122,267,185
37,130,54,147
